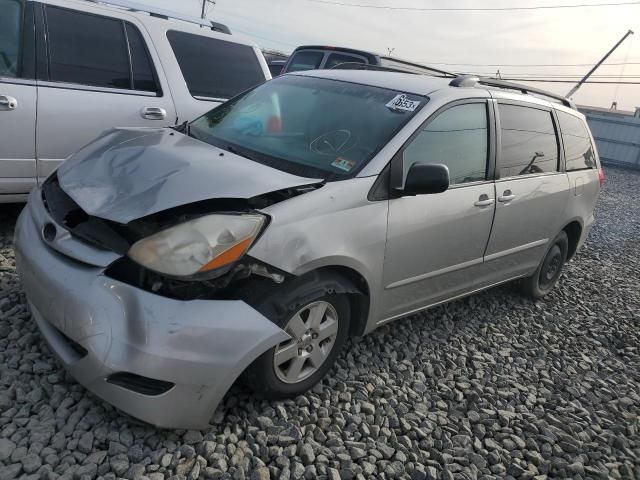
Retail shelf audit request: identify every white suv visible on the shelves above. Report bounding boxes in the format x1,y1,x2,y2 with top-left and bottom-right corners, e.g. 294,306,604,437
0,0,270,202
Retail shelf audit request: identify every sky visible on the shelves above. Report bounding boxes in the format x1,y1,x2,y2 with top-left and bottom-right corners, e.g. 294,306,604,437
138,0,640,111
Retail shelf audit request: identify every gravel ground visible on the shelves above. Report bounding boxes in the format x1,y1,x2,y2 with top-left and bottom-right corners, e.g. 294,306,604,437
0,167,639,480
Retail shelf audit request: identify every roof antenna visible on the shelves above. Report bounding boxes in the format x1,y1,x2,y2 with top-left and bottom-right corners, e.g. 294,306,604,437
387,47,395,57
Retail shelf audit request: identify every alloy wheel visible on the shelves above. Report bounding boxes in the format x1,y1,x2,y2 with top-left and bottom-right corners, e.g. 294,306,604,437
273,301,339,384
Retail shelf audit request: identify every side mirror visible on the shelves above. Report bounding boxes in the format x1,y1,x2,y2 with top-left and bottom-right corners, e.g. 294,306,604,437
402,163,450,196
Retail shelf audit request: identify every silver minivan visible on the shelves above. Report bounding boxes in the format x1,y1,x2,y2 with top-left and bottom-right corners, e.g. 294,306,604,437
0,0,270,202
16,69,602,428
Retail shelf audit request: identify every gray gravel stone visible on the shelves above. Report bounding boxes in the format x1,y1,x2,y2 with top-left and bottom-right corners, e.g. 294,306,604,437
74,463,98,480
109,454,129,476
78,432,94,454
0,439,16,462
0,463,22,480
250,466,270,480
1,169,640,480
21,453,42,474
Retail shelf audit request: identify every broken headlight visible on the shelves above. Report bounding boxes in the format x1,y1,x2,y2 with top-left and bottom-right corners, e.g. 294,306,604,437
127,213,266,278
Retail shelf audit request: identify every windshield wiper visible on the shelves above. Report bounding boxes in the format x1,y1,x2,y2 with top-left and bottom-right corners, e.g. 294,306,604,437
223,143,257,162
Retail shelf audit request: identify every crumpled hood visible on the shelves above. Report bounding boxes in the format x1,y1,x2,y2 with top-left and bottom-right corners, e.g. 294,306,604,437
57,128,320,223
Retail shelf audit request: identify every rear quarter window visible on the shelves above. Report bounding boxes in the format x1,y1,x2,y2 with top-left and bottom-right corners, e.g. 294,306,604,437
285,50,324,73
557,111,597,171
324,53,367,69
167,30,266,100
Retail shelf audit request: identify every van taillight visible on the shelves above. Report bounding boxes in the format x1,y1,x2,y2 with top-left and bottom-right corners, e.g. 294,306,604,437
598,167,605,187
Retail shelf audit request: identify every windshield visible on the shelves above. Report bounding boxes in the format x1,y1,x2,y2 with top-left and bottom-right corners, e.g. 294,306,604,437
189,75,426,180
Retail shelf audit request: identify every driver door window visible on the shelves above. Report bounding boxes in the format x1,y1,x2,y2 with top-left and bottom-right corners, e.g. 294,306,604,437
382,101,495,320
403,102,489,186
0,0,22,78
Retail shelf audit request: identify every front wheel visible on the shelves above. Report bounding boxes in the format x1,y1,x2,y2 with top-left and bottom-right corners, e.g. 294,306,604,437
245,275,351,399
521,230,568,299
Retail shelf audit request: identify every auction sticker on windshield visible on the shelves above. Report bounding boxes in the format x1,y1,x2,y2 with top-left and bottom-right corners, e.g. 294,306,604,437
386,94,420,112
332,157,356,172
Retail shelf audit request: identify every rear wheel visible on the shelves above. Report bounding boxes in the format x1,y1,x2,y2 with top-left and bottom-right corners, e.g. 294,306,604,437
245,275,351,399
521,230,568,299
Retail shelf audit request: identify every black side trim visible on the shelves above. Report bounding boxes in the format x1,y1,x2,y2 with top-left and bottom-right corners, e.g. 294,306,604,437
55,326,89,359
106,372,174,396
34,2,48,81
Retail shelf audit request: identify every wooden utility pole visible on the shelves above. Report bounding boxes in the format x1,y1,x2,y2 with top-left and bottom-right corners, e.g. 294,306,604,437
566,29,634,98
201,0,215,19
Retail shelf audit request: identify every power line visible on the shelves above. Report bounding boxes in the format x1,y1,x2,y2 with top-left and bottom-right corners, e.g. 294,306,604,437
459,72,640,77
231,28,298,48
308,0,640,11
421,61,640,67
493,78,640,84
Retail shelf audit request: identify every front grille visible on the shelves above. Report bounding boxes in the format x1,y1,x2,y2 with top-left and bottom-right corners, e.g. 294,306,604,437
42,174,132,254
106,372,174,396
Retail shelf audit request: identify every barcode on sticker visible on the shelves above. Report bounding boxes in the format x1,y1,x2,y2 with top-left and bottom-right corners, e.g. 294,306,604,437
386,94,420,112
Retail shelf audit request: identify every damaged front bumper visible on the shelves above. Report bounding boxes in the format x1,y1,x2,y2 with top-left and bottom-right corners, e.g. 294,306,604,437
14,190,289,429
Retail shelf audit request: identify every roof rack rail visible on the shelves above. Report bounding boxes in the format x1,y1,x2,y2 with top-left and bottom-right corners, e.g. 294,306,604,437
480,78,576,109
85,0,232,34
379,56,456,78
330,62,423,74
449,75,576,109
330,62,453,78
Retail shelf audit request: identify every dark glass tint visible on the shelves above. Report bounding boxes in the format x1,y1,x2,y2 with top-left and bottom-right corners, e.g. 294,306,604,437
0,0,22,78
190,75,425,180
557,111,596,171
498,104,559,177
325,53,367,69
46,6,130,89
125,23,158,92
285,50,324,73
167,31,265,99
268,62,284,77
404,103,488,185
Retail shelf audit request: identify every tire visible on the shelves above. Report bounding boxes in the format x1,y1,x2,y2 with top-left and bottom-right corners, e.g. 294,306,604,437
244,273,352,399
521,230,569,299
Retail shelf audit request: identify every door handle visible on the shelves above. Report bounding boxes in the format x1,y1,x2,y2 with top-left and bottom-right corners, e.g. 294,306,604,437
474,195,495,207
498,190,516,203
141,107,166,120
0,95,17,111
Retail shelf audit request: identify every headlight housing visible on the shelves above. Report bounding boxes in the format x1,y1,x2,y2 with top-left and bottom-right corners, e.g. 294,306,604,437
128,213,266,278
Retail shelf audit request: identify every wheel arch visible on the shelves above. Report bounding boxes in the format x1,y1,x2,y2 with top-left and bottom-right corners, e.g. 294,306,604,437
562,219,583,261
240,259,375,338
309,265,371,338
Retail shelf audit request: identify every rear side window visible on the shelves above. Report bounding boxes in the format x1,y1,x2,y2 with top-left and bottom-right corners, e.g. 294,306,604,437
45,6,130,89
268,62,284,77
286,50,324,73
125,24,158,92
325,53,367,69
167,31,265,100
498,104,559,177
0,0,22,78
557,111,597,171
404,103,488,185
